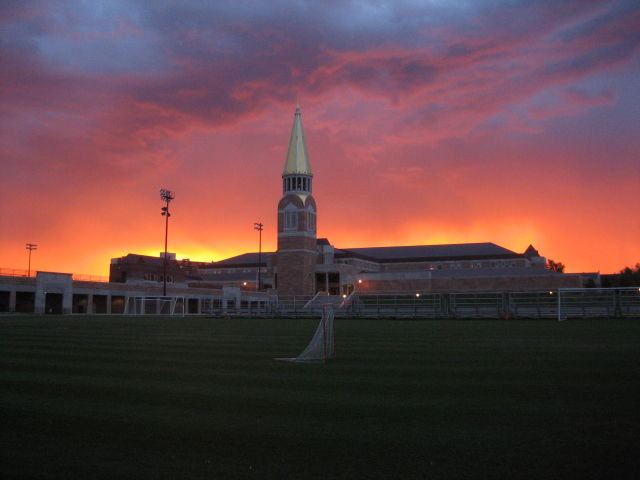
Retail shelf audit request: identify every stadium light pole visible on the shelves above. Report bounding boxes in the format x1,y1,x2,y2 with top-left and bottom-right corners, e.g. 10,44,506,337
160,189,175,297
253,222,263,291
26,243,37,277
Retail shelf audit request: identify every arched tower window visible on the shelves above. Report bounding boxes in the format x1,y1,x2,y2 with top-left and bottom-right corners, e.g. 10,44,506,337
307,211,316,233
283,174,312,195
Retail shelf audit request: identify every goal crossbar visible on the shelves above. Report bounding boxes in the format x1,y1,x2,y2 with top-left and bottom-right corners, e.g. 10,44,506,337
124,296,186,316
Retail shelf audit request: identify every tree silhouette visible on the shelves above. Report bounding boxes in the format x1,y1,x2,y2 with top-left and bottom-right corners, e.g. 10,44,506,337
546,259,565,273
617,263,640,287
601,263,640,288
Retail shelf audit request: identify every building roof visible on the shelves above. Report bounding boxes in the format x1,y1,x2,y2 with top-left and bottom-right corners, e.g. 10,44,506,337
335,242,521,263
209,242,527,267
115,253,166,266
208,239,532,272
523,244,541,258
203,252,274,267
355,267,564,281
283,105,312,175
186,272,256,282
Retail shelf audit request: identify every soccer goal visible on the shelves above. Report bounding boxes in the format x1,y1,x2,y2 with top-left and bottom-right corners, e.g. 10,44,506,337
275,304,336,363
124,296,186,316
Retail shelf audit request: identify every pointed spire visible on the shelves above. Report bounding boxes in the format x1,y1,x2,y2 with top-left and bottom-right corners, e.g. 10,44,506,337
283,105,312,176
524,244,540,258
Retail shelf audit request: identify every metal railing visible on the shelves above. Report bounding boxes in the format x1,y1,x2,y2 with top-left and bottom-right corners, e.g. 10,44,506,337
2,281,639,318
270,289,640,319
72,274,110,283
0,268,108,282
0,268,34,278
558,288,640,320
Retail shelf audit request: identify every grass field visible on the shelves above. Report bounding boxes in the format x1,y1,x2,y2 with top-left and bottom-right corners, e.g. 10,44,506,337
1,316,639,479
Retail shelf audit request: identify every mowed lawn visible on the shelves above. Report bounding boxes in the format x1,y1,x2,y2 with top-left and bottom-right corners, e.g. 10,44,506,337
1,316,639,480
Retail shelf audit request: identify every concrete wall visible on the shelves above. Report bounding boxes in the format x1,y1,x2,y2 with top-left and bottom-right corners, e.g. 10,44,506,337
35,272,74,314
0,268,590,315
0,272,227,315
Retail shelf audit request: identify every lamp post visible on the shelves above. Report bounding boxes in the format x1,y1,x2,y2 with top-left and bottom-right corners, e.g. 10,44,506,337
253,222,263,291
160,189,175,296
26,243,37,277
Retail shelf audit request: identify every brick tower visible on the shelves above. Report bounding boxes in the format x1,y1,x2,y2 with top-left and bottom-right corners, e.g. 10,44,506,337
275,105,317,296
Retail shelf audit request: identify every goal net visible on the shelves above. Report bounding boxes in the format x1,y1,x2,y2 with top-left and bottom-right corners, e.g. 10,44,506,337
275,304,336,363
124,296,186,316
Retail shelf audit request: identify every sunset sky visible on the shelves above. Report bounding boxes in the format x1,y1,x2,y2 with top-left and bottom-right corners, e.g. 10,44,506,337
1,0,639,277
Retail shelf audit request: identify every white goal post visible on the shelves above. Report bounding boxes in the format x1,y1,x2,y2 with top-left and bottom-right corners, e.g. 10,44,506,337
275,304,336,363
124,296,186,316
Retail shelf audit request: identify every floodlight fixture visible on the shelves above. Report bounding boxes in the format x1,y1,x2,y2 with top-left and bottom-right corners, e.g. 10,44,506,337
160,189,175,203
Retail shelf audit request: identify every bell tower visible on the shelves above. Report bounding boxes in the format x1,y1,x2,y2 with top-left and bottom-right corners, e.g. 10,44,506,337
275,105,317,296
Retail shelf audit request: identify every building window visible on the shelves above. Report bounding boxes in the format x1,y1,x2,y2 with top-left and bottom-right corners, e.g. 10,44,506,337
284,211,298,230
284,175,312,194
307,212,316,232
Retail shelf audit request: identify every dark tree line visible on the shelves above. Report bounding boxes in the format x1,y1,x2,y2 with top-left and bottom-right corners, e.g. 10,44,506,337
547,259,640,287
601,263,640,288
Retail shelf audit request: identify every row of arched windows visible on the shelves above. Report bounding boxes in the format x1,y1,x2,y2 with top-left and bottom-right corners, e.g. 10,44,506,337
283,211,316,232
283,175,312,194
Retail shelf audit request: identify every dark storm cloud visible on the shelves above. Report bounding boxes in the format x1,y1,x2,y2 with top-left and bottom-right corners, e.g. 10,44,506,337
1,0,638,174
3,1,638,128
0,0,634,205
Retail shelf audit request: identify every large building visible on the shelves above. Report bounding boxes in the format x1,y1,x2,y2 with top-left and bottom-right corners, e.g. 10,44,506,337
110,105,595,295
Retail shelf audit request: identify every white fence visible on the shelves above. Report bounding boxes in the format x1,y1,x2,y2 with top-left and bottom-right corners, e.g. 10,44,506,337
557,288,640,320
7,287,637,319
264,288,640,319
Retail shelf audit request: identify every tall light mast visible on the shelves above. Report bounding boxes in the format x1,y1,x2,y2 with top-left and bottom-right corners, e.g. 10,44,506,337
159,189,175,296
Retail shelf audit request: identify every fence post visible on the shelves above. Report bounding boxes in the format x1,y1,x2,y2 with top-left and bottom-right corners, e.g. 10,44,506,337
557,289,563,321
